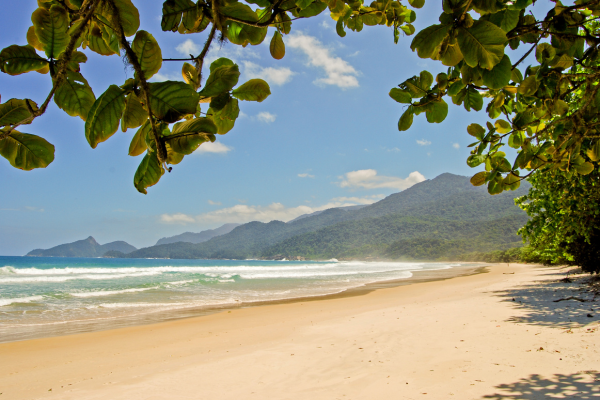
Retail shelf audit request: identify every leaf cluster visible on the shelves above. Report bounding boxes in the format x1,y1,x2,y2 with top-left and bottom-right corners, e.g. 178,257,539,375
390,0,600,195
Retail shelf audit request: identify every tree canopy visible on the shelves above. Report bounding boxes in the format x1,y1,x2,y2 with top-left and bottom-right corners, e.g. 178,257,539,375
1,0,600,196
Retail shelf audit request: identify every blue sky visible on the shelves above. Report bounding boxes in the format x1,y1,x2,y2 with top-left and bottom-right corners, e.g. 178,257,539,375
0,1,526,255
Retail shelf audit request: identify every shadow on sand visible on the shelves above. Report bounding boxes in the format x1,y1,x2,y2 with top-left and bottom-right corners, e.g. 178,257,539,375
482,371,600,399
493,267,599,328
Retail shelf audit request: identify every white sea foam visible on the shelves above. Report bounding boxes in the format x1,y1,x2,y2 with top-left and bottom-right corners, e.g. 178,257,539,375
70,287,158,298
0,271,161,283
0,295,44,307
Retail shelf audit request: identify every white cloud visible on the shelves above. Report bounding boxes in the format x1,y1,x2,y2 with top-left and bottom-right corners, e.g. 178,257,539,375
287,33,359,89
24,206,45,212
176,39,200,57
416,139,431,146
197,142,232,154
320,20,330,29
160,213,196,224
338,169,426,190
453,143,460,149
298,173,315,178
208,200,222,206
159,196,385,226
331,195,384,204
257,112,276,123
150,72,181,82
243,61,294,86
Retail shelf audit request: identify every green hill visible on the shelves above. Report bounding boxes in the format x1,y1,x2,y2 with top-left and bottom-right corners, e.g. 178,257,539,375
26,237,137,257
125,173,530,260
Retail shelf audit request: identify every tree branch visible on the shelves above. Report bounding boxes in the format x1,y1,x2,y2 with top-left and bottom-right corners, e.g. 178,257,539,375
106,0,167,165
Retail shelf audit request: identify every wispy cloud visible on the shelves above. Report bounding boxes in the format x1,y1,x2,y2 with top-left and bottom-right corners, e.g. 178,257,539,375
176,39,200,57
298,173,315,178
338,169,425,190
243,61,294,86
256,112,276,123
160,213,196,224
416,139,431,146
452,143,460,149
207,200,221,206
159,196,384,225
197,142,232,154
287,33,359,89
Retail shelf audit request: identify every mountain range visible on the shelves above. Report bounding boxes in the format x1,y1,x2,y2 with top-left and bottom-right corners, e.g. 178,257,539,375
123,173,530,260
155,223,241,246
26,237,137,258
24,173,531,261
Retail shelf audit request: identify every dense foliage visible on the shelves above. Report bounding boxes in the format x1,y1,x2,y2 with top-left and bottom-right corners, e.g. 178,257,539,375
517,168,600,273
391,1,600,196
3,1,600,196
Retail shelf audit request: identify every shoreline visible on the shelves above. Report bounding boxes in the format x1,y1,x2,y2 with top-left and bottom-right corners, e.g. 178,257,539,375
0,262,484,344
2,263,598,399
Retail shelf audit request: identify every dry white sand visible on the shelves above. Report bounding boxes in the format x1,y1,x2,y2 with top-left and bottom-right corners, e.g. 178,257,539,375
1,263,598,399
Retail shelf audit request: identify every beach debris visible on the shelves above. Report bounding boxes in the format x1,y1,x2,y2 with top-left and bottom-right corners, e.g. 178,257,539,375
587,314,594,318
553,296,589,303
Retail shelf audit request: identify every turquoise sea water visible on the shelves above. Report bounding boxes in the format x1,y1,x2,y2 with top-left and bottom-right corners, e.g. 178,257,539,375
0,256,462,342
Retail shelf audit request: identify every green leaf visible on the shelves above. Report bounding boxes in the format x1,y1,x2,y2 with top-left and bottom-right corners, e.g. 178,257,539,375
0,131,55,170
166,118,217,154
454,87,483,112
408,0,425,8
425,99,448,123
128,121,150,156
487,178,504,195
85,85,126,148
296,0,313,9
210,58,234,73
481,54,511,89
336,18,346,37
0,99,39,126
232,79,271,102
181,62,200,90
508,131,524,148
161,0,196,32
398,107,414,131
389,88,412,104
148,81,200,123
575,162,594,175
86,22,119,56
32,5,69,58
494,119,511,134
518,75,539,96
467,155,486,167
27,25,44,51
586,141,600,162
410,24,452,59
535,43,556,64
132,30,162,80
199,65,240,99
470,171,487,186
457,20,507,69
54,71,96,121
134,151,165,194
270,31,285,60
485,9,520,32
0,45,48,76
209,98,240,134
298,1,327,17
121,93,147,132
221,3,259,22
467,123,486,140
99,0,140,37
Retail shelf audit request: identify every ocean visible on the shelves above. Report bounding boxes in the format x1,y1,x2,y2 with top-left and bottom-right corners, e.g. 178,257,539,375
0,256,465,343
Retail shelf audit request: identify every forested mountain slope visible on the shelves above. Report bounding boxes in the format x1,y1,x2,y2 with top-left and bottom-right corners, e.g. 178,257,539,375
26,237,137,257
126,174,529,260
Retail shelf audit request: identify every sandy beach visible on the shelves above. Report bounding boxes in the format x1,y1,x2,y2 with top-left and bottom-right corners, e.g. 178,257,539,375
1,263,598,399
